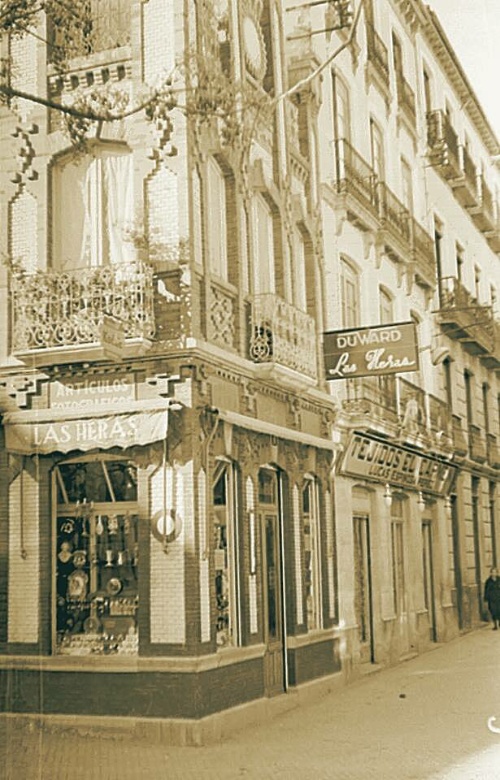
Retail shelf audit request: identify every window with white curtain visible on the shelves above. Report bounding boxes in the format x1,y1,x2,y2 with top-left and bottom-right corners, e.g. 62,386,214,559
252,194,275,294
206,157,228,280
52,145,134,270
293,229,307,312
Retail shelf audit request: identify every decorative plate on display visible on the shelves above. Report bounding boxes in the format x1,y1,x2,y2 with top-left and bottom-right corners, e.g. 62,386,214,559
106,577,123,596
83,615,101,634
73,550,87,568
67,570,88,600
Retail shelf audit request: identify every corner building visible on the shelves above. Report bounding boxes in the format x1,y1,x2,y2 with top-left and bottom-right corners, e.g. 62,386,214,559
0,0,499,741
292,0,500,670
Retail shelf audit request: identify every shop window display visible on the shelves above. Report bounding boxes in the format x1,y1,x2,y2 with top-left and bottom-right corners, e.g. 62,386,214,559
213,462,240,647
55,459,139,656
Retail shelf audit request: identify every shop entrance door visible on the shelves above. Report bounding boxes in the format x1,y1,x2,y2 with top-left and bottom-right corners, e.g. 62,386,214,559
353,515,374,663
422,521,437,642
262,512,285,696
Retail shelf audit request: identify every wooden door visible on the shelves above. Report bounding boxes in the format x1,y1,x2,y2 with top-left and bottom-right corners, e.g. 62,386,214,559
422,521,437,642
353,515,374,663
262,512,285,696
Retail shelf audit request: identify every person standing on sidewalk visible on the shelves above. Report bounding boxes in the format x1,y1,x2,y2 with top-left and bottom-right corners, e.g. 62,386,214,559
484,567,500,629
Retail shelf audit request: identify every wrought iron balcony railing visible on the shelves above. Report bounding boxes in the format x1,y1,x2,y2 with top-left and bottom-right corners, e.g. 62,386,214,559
376,182,412,250
437,276,494,355
11,262,155,363
249,294,318,380
47,0,131,62
452,415,468,457
410,218,436,286
468,174,499,234
343,375,452,449
366,23,390,93
333,139,379,220
426,110,461,179
469,423,487,463
396,75,416,127
487,433,500,469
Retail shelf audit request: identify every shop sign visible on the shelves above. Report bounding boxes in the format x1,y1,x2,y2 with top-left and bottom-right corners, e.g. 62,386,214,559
5,410,169,454
323,321,419,380
340,432,456,495
49,374,135,411
99,315,125,362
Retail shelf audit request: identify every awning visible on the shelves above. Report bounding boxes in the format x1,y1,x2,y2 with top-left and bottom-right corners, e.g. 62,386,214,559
217,409,340,452
4,409,169,455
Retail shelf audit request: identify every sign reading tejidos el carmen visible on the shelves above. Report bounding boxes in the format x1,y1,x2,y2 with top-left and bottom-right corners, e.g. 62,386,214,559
323,321,419,380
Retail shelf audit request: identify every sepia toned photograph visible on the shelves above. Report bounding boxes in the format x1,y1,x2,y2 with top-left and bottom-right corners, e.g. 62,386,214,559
1,1,499,777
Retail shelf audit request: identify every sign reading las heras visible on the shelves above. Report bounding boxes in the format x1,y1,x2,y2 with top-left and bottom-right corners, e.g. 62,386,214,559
323,321,419,380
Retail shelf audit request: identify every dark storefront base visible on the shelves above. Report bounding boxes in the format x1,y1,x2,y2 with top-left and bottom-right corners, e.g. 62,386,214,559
0,659,265,720
287,638,341,687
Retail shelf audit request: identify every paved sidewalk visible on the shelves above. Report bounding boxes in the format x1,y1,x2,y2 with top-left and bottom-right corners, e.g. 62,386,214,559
1,627,500,780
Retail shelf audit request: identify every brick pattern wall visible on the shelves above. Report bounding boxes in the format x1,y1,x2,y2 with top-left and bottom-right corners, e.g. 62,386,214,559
198,467,211,642
149,463,185,644
8,464,39,643
9,190,38,273
10,34,37,122
142,0,175,85
146,166,180,249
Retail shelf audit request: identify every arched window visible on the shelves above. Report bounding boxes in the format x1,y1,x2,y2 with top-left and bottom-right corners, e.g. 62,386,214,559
206,157,228,280
340,257,360,328
252,194,275,294
52,145,134,269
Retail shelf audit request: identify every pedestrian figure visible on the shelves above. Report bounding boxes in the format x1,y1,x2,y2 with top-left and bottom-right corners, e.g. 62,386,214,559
484,567,500,630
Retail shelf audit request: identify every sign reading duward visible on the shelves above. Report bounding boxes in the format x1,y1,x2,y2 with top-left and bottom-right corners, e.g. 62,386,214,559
323,321,419,380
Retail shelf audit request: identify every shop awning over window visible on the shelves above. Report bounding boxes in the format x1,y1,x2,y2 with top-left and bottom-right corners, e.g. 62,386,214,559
4,409,169,455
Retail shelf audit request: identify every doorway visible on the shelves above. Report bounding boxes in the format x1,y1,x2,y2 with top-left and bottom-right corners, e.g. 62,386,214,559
353,515,374,663
422,521,437,642
258,468,285,696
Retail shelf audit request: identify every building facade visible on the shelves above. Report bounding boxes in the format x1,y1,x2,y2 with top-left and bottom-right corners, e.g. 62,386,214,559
0,0,499,741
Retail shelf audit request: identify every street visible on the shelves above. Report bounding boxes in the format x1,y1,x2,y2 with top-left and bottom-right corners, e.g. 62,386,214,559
1,627,500,780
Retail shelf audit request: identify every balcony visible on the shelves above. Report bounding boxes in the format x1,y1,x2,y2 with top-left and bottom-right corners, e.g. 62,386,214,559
437,277,494,355
342,376,452,452
426,110,462,180
468,174,499,235
428,393,453,450
396,75,416,130
398,377,427,443
249,294,318,386
469,423,487,463
487,433,500,469
451,415,468,457
365,23,390,100
332,139,379,230
11,262,155,367
410,218,437,288
342,376,399,435
47,0,131,62
376,182,411,262
448,145,480,209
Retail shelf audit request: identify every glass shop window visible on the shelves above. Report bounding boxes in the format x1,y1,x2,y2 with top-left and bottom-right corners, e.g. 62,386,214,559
54,458,139,656
213,461,240,648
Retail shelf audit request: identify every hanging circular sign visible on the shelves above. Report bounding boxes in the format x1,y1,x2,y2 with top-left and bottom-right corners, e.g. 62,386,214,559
151,509,182,544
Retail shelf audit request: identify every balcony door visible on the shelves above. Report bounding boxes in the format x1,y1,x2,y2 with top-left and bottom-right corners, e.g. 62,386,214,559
258,468,285,697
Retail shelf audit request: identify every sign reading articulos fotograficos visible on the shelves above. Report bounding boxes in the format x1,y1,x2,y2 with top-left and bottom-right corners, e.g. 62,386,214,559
323,321,419,380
